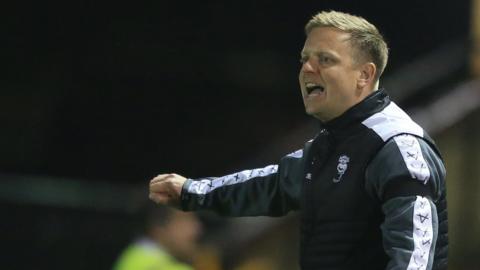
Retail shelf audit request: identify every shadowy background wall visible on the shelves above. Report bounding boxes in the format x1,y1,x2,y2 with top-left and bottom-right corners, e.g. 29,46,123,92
1,0,478,269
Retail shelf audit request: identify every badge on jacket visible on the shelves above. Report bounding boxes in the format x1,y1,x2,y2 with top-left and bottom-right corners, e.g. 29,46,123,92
333,155,350,183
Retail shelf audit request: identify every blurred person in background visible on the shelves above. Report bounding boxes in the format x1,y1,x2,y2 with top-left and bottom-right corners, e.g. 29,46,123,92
113,202,201,270
149,10,448,270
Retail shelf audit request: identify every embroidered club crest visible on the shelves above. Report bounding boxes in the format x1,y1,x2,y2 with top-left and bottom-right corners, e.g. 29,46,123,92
333,155,350,183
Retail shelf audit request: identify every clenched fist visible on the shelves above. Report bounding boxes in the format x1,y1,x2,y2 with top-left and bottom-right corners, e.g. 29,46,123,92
149,173,187,207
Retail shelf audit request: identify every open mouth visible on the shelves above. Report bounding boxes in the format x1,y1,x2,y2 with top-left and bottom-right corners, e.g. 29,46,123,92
305,82,325,95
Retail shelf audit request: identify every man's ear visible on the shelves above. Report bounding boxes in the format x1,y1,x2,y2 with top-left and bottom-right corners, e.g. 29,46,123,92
357,62,376,88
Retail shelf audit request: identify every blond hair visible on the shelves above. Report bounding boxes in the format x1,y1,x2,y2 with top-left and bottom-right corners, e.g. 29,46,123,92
305,11,389,80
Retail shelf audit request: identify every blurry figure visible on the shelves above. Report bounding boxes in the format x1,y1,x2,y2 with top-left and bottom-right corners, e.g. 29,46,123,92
113,202,201,270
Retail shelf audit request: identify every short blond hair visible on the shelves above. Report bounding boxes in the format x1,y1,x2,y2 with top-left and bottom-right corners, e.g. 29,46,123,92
305,10,389,80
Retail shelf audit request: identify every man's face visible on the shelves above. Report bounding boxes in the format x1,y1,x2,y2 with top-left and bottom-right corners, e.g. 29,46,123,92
299,26,366,122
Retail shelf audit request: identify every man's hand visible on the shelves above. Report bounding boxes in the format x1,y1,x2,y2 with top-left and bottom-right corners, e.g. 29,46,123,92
149,173,187,207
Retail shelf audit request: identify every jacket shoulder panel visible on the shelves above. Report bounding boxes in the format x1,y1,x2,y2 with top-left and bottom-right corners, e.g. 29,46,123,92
362,101,424,142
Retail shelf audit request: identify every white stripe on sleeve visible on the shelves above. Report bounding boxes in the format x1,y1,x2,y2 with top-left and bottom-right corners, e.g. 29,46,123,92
187,165,278,195
407,196,434,270
393,134,431,184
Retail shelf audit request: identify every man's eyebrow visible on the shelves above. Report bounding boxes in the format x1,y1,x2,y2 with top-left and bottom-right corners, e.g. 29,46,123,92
301,50,317,57
300,50,333,57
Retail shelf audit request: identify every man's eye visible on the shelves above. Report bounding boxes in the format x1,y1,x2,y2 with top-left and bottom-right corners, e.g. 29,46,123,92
299,57,307,64
319,56,331,64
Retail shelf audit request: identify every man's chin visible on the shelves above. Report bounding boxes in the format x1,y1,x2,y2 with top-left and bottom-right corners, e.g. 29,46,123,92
305,108,328,122
305,107,320,116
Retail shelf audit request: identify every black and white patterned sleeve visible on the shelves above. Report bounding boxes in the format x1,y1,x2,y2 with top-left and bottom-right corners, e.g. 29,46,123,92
180,149,304,217
365,134,446,270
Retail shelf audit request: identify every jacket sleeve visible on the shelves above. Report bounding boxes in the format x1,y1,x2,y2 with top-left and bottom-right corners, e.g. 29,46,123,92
365,134,446,270
179,149,305,217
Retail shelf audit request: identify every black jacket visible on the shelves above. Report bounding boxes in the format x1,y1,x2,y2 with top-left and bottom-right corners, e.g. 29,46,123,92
181,89,448,270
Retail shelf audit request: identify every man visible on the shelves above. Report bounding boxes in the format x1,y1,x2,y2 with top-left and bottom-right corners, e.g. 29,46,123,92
149,11,448,270
113,203,201,270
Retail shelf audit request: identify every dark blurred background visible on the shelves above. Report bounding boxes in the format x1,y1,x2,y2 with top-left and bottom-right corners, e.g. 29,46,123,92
2,0,480,269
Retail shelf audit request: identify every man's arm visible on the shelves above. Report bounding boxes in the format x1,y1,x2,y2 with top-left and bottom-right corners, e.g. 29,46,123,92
365,134,447,270
149,149,305,217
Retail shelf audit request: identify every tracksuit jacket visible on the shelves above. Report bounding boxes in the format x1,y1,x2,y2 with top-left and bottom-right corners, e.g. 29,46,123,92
180,89,448,270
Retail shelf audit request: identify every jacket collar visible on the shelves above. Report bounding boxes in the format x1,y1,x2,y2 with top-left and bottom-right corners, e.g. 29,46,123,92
319,89,391,135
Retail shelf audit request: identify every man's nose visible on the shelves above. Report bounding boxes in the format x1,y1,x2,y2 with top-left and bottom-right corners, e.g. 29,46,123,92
301,59,316,73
